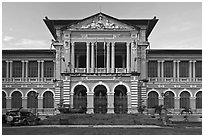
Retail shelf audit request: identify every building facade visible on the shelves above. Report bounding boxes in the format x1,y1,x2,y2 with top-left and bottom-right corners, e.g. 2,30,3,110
2,13,202,114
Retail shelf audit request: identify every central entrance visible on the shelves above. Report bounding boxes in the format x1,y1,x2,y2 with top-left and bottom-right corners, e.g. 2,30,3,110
94,85,107,113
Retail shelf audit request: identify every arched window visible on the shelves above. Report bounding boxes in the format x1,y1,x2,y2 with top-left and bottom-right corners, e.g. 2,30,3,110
196,91,202,109
11,91,22,108
27,91,38,108
73,85,87,110
2,91,6,108
164,91,175,108
147,91,159,108
180,91,190,109
43,91,54,108
114,85,127,114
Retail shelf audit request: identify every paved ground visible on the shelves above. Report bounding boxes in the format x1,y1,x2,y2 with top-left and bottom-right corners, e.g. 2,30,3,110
2,125,202,135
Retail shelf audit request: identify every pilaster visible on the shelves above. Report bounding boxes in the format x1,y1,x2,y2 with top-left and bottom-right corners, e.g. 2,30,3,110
107,92,114,113
87,92,94,114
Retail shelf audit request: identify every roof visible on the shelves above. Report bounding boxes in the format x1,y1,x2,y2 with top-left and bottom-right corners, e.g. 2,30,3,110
147,49,202,54
2,49,56,54
43,12,158,40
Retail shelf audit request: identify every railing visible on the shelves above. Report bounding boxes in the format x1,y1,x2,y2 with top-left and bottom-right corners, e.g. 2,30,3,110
95,68,106,73
148,77,202,83
74,68,86,73
115,68,127,73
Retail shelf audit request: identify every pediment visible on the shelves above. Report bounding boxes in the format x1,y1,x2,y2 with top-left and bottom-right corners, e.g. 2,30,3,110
65,13,136,31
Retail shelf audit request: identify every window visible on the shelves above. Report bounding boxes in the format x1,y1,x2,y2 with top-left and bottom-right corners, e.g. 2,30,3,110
179,61,189,77
148,61,157,77
147,91,159,108
11,91,22,108
164,61,173,77
180,91,190,109
196,91,202,109
28,61,38,77
12,61,22,77
164,91,174,108
44,61,54,77
2,61,6,78
195,61,202,77
2,91,6,108
43,91,54,108
27,91,38,108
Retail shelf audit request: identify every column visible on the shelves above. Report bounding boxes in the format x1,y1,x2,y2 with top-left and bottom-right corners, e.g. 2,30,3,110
6,97,11,109
41,61,44,81
91,42,95,73
38,97,43,111
174,97,180,114
161,60,164,81
111,42,115,73
22,97,27,108
157,61,160,80
87,92,94,114
192,61,196,81
173,61,177,81
9,61,13,80
37,61,41,81
177,61,180,82
106,42,110,73
76,56,79,68
122,55,125,68
86,42,90,73
126,42,130,73
25,61,28,81
6,61,9,80
53,60,56,79
21,61,25,81
190,97,196,113
107,92,114,113
71,42,75,73
159,97,163,106
189,60,192,82
127,92,132,113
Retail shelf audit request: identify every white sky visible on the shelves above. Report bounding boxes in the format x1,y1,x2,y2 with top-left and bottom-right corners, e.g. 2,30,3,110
2,2,202,49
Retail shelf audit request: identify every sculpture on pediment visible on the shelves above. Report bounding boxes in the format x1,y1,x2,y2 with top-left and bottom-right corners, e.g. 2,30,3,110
81,15,122,30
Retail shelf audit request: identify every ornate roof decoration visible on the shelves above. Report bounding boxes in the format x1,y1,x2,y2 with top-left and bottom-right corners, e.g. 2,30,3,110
67,14,135,31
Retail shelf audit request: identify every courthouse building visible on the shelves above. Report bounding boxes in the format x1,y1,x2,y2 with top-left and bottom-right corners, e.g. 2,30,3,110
2,12,202,114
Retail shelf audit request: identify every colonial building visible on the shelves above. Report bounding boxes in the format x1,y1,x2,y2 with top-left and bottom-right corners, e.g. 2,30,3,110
2,12,202,114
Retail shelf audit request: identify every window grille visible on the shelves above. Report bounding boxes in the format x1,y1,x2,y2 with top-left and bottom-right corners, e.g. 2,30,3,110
43,91,54,108
2,61,6,78
12,61,22,77
44,61,54,77
179,61,189,77
28,61,38,77
148,61,157,77
11,91,22,108
196,91,202,109
180,91,190,108
164,61,173,77
195,61,202,77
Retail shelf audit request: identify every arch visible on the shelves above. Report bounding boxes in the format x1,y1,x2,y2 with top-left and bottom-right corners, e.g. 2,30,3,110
195,91,202,109
2,90,8,97
9,89,23,97
41,89,55,98
43,91,54,108
73,85,87,110
180,91,191,109
147,91,159,108
178,89,193,97
114,85,128,114
11,91,22,108
147,89,161,97
27,91,38,108
194,89,202,97
163,91,175,109
113,82,130,93
163,89,177,97
25,89,38,98
94,84,108,114
92,81,110,93
71,82,89,93
2,91,7,108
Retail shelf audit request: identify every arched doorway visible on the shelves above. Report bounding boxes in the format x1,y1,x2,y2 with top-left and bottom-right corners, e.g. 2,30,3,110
114,85,127,114
27,91,38,108
196,91,202,109
164,91,175,109
2,91,6,108
147,91,159,108
43,91,54,108
94,85,107,114
11,91,22,108
180,91,190,109
73,85,87,110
